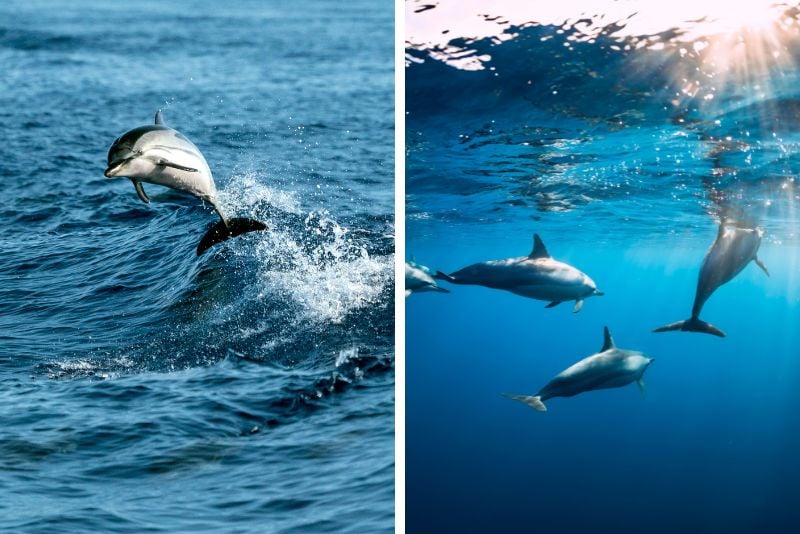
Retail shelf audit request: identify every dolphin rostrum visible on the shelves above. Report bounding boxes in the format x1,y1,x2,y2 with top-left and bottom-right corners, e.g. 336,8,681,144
434,234,602,312
653,222,769,337
505,326,654,412
406,260,449,297
105,111,267,255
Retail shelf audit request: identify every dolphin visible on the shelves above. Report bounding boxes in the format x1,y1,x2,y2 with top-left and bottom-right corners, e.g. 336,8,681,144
434,234,602,312
105,111,267,255
505,327,654,412
653,222,769,337
405,260,449,297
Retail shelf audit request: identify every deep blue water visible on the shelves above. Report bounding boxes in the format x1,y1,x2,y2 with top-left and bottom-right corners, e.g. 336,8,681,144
0,1,393,531
407,4,800,533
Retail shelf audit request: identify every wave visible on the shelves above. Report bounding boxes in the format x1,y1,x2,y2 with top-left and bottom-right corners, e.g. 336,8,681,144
15,171,394,428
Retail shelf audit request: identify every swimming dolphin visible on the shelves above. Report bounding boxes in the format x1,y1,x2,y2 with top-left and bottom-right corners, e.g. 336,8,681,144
505,326,654,412
653,223,769,337
434,234,602,312
406,260,449,297
105,111,267,255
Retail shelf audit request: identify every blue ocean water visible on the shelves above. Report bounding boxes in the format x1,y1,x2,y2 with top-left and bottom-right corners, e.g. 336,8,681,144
0,0,393,531
407,4,800,532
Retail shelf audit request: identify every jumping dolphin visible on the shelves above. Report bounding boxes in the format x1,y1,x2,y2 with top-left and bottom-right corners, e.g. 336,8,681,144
505,326,654,412
105,111,267,255
434,234,602,312
653,223,769,337
406,260,449,297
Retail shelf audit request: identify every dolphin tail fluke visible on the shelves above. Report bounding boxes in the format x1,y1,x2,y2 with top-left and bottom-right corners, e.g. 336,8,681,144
652,317,726,338
434,271,456,283
196,217,267,256
503,393,547,412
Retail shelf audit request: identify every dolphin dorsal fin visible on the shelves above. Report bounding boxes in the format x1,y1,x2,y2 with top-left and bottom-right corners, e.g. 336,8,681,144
529,234,550,259
601,326,615,351
155,110,166,125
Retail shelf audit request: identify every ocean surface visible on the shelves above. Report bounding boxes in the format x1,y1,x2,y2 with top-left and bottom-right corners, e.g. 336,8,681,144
407,2,800,532
0,0,394,531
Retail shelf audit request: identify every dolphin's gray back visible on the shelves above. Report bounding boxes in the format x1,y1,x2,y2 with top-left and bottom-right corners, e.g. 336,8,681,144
110,124,169,155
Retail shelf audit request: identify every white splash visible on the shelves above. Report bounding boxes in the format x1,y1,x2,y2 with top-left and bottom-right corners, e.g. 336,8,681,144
218,171,393,325
254,214,392,324
45,355,134,379
336,346,359,367
217,171,302,216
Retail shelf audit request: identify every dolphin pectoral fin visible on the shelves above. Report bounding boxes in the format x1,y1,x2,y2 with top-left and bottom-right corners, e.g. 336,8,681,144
573,299,584,313
755,257,770,277
636,378,646,396
653,317,726,337
405,290,412,298
545,301,563,308
132,180,150,203
503,393,547,412
197,217,267,255
154,159,199,173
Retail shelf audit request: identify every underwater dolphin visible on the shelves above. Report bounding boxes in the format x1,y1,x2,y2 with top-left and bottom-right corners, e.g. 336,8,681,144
505,327,654,412
435,234,602,312
653,223,769,337
105,111,267,255
405,260,449,297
